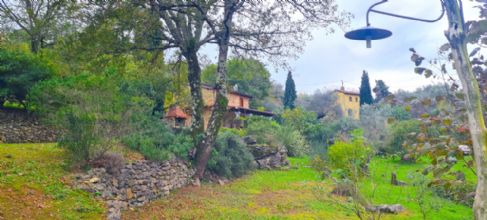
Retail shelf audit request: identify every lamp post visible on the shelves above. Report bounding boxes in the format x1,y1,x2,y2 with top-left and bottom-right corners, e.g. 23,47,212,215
345,0,487,219
344,0,445,48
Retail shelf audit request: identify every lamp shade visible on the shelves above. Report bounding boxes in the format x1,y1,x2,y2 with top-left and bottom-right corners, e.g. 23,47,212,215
345,26,392,48
344,26,392,41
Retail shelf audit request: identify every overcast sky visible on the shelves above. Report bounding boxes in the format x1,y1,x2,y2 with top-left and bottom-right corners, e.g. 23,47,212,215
268,0,480,94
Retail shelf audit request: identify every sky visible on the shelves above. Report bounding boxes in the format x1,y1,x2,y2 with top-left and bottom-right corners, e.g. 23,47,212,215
267,0,480,94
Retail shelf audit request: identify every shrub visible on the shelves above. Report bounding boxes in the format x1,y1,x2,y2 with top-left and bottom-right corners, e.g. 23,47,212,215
327,129,372,178
30,72,125,163
384,119,421,157
276,125,309,157
245,116,309,156
244,116,281,146
90,152,125,175
207,131,255,178
0,47,53,106
122,114,193,162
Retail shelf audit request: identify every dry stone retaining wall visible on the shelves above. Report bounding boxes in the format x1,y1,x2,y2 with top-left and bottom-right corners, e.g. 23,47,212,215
74,159,194,220
0,109,56,143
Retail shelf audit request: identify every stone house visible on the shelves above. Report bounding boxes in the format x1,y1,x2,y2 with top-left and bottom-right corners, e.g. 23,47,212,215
334,86,360,120
165,85,273,129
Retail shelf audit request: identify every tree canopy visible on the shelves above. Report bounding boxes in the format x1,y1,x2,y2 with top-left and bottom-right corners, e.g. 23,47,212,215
284,71,297,109
359,71,373,106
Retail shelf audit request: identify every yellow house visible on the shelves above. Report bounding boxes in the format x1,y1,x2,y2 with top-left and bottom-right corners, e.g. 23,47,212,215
334,86,360,120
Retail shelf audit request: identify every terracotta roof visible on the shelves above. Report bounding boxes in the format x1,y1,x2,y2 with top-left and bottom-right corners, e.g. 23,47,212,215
165,106,189,119
335,89,360,96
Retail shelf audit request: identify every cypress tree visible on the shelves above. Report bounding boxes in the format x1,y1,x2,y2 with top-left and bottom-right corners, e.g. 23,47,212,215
359,71,374,106
373,80,391,103
283,71,297,109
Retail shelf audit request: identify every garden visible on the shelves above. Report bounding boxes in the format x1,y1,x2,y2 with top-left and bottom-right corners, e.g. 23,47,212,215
0,0,486,219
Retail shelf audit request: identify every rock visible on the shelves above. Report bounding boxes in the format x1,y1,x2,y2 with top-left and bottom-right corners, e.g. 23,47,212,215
89,177,100,183
243,136,257,145
218,179,225,186
366,204,404,214
192,178,201,187
126,189,134,200
249,144,289,169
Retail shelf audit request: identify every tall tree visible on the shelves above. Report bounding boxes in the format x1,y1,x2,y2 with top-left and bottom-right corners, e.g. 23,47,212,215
284,71,297,109
373,80,390,103
443,1,487,218
359,70,373,106
143,0,348,179
0,0,72,53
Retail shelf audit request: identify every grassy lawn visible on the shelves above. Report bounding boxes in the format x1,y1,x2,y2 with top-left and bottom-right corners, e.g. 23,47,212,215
123,157,473,220
0,143,104,220
0,143,473,220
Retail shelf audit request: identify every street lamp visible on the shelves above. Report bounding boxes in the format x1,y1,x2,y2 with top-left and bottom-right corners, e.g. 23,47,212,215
344,0,446,48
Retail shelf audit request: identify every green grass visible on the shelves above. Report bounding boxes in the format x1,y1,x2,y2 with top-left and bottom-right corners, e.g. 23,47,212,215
0,143,473,219
0,143,104,219
360,157,473,220
123,157,474,219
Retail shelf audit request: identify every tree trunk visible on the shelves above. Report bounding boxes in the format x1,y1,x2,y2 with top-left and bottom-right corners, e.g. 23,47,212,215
184,50,205,141
193,0,238,179
444,1,487,218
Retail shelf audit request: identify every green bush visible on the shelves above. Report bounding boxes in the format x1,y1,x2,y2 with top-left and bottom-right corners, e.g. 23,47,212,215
207,131,255,178
122,114,193,162
276,125,309,157
327,129,372,178
384,119,421,157
0,47,53,106
245,116,309,156
30,72,125,163
244,116,281,146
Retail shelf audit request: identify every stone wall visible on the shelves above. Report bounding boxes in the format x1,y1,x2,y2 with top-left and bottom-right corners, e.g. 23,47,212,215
0,109,56,143
74,159,194,220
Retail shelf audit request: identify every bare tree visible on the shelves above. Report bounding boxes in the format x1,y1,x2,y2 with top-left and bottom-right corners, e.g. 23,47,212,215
0,0,72,53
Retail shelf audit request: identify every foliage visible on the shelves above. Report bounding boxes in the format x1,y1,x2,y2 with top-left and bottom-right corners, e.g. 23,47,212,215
360,104,412,152
400,96,475,205
280,107,317,134
373,80,391,103
202,59,272,108
296,90,341,119
0,47,53,106
207,131,255,178
244,116,309,156
359,71,373,106
29,71,125,163
276,125,310,157
122,114,193,162
384,119,421,158
283,71,297,109
327,129,372,178
244,116,282,147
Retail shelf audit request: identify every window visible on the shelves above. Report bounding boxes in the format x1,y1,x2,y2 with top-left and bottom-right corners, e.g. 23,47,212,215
175,118,185,127
240,97,244,107
347,109,353,117
349,96,352,102
355,97,358,102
